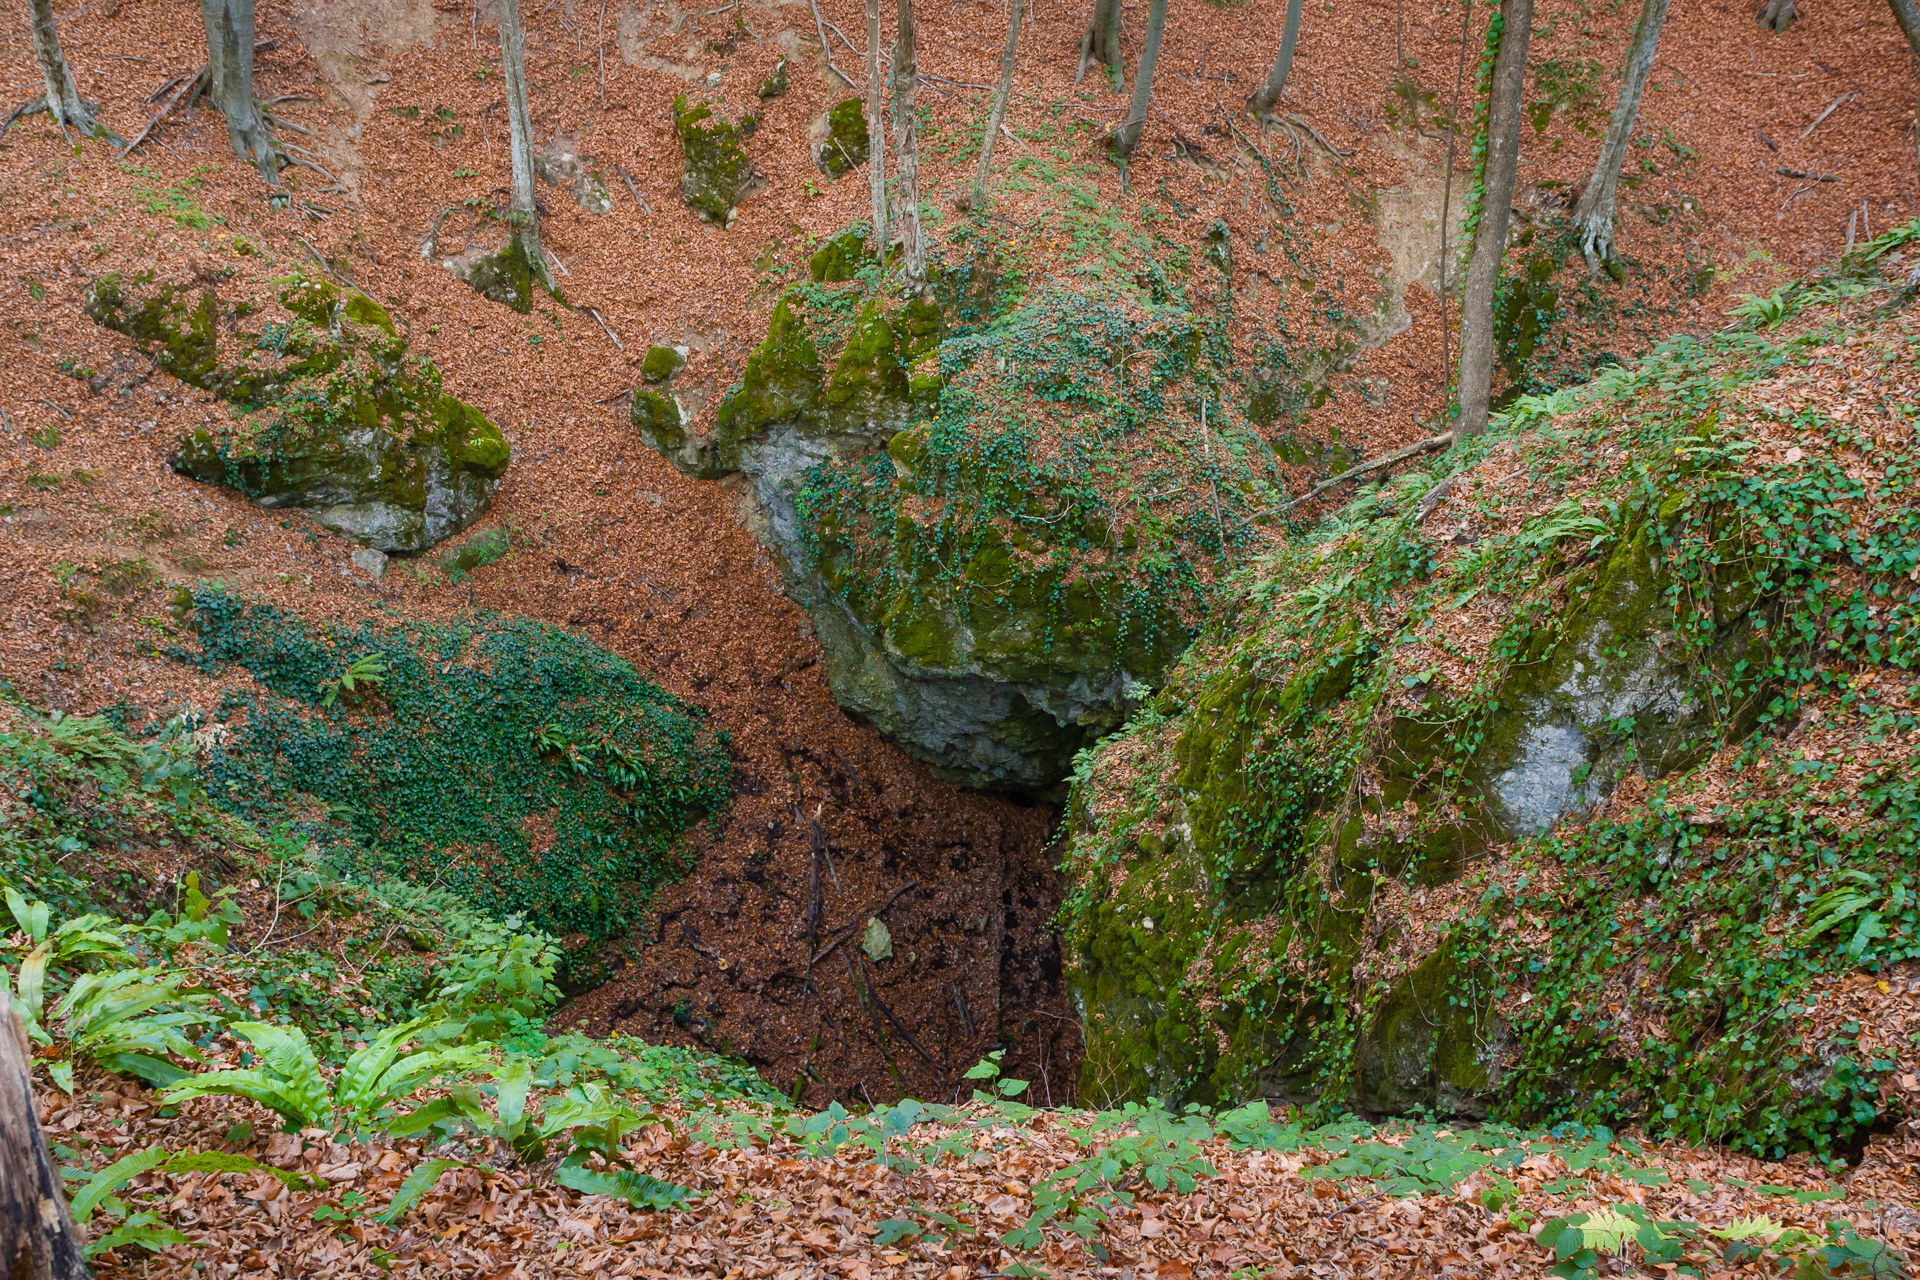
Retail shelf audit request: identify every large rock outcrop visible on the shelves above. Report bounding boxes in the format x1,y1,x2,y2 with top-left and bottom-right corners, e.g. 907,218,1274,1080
635,234,1265,789
88,272,509,552
1061,264,1920,1161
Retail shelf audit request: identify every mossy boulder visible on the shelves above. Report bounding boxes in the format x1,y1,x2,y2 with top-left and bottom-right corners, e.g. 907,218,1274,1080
673,95,763,227
809,227,873,283
458,228,539,314
641,344,688,383
637,255,1266,789
631,388,692,470
1063,278,1920,1159
815,97,869,177
88,272,510,552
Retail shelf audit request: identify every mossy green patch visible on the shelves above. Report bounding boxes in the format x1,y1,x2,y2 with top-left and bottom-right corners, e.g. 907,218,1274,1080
1062,256,1920,1158
177,589,731,964
818,97,869,178
641,344,687,383
88,271,510,552
673,96,761,227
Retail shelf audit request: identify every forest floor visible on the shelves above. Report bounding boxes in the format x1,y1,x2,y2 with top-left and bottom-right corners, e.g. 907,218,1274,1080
2,0,1918,1120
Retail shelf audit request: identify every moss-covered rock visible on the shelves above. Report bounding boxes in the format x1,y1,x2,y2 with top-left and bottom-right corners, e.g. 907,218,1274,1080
815,97,869,178
457,228,538,314
758,58,790,99
641,344,687,383
809,227,873,283
631,388,693,471
88,271,510,552
1062,272,1920,1160
637,245,1271,789
673,95,763,228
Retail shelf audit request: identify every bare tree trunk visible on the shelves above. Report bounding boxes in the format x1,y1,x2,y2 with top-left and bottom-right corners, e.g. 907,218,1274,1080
1246,0,1304,121
865,0,888,256
27,0,105,138
1453,0,1532,441
497,0,554,294
1892,0,1920,178
1113,0,1166,159
200,0,276,180
962,0,1022,210
1,991,90,1280
1076,0,1122,91
892,0,926,287
1571,0,1669,268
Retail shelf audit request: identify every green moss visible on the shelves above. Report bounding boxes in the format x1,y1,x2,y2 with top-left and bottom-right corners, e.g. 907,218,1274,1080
461,229,537,314
631,389,686,455
713,293,824,455
809,227,872,283
1061,269,1920,1156
641,344,687,383
673,95,761,227
758,57,790,99
818,97,869,178
822,300,909,433
89,270,510,552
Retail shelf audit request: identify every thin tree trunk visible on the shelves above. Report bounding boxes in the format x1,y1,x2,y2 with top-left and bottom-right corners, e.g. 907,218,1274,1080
199,0,276,180
962,0,1022,210
892,0,926,287
865,0,888,256
1453,0,1533,441
27,0,102,138
1891,0,1920,178
1571,0,1669,268
1,991,90,1280
1113,0,1166,159
1076,0,1122,91
1246,0,1304,121
497,0,553,293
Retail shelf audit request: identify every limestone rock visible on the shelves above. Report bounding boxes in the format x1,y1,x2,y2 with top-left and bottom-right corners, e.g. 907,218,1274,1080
673,96,764,227
88,272,509,552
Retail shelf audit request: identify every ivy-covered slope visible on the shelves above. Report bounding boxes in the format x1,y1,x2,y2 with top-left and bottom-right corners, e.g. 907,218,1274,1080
172,590,731,965
87,272,510,552
641,227,1286,789
1063,240,1920,1160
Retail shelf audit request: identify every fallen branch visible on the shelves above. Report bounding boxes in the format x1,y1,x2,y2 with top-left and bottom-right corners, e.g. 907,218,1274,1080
809,0,857,88
296,236,354,287
584,305,622,349
613,162,653,214
1798,90,1853,140
1775,165,1839,182
118,66,207,160
1279,432,1454,512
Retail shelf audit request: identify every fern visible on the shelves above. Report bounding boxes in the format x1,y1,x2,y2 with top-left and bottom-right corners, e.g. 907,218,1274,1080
318,652,388,706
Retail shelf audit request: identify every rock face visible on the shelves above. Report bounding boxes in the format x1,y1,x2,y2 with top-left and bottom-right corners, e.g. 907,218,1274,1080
1061,277,1920,1160
634,237,1260,790
88,272,509,552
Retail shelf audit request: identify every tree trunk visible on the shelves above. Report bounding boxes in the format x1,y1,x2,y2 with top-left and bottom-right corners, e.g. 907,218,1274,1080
1245,0,1304,121
1076,0,1122,91
1891,0,1920,178
1,991,90,1280
1571,0,1669,268
865,0,888,256
199,0,276,180
1113,0,1167,159
891,0,926,287
27,0,103,138
962,0,1022,210
1453,0,1533,441
497,0,554,293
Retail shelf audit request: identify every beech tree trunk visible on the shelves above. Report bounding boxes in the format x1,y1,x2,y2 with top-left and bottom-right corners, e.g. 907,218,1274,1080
1246,0,1305,121
1453,0,1533,441
497,0,554,293
199,0,276,180
892,0,926,287
1076,0,1122,91
962,0,1022,210
865,0,888,255
1892,0,1920,178
1571,0,1669,268
27,0,105,138
1,991,90,1280
1113,0,1167,159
